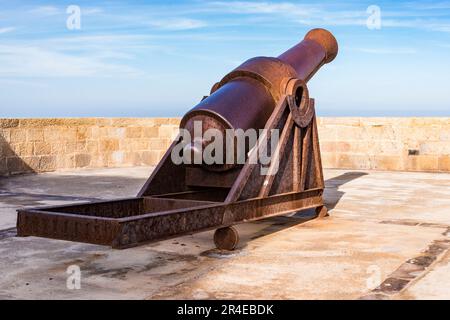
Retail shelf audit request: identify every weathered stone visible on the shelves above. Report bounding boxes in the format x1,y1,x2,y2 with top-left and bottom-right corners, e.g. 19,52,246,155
33,142,51,156
10,143,34,157
335,154,371,170
100,138,119,152
59,128,77,141
76,127,91,141
27,129,44,142
22,156,40,171
86,140,99,154
149,138,170,150
111,151,124,165
43,127,62,141
125,127,143,139
1,117,450,176
0,129,10,142
107,127,125,139
159,125,178,139
9,129,27,143
0,157,7,174
64,141,77,154
39,155,57,171
142,150,163,165
124,152,142,166
6,157,33,173
56,155,74,169
142,127,159,138
372,155,403,171
405,155,439,172
0,119,19,128
419,142,450,155
438,156,450,171
74,154,91,168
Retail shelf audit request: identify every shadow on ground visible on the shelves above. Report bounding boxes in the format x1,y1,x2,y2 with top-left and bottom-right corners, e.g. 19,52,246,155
224,171,369,250
1,169,368,251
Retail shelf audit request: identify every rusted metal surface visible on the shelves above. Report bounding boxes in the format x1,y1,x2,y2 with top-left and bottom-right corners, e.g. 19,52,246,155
181,28,338,171
214,226,239,251
18,189,324,249
17,28,338,250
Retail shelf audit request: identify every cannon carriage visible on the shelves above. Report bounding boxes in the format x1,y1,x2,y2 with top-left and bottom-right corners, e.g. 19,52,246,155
17,28,338,250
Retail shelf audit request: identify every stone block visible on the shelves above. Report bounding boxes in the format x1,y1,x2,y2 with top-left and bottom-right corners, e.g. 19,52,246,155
56,155,74,169
438,156,450,171
39,155,57,171
111,151,124,165
86,140,99,153
149,138,170,150
141,150,163,166
9,143,34,157
7,157,34,173
59,128,77,141
319,117,361,126
64,141,77,154
364,124,399,141
0,157,7,174
100,138,119,152
33,142,52,156
321,153,337,168
0,129,10,142
0,119,19,128
125,127,143,139
10,129,27,143
107,127,126,139
372,155,403,171
27,129,44,142
142,127,159,138
419,142,450,155
124,152,142,166
76,127,91,141
369,140,404,155
335,153,371,170
336,125,366,141
74,154,91,168
317,125,337,141
159,125,178,139
405,155,439,172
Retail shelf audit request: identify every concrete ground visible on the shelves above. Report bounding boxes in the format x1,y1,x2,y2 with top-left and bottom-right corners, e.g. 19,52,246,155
0,167,449,300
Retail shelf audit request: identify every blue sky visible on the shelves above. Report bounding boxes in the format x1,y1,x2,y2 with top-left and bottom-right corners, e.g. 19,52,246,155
0,0,449,117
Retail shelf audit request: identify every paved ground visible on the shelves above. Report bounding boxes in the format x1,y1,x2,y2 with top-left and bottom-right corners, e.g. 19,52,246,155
0,167,449,300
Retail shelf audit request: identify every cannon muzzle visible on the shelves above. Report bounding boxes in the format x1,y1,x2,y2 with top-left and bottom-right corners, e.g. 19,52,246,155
181,28,338,171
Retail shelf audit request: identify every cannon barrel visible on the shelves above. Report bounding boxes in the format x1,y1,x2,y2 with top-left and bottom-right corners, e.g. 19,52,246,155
180,28,338,171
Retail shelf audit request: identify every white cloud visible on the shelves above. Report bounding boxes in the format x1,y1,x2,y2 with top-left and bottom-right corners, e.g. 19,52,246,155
206,1,318,19
82,7,103,15
0,45,141,78
30,5,61,16
205,1,450,32
0,27,15,34
148,18,207,30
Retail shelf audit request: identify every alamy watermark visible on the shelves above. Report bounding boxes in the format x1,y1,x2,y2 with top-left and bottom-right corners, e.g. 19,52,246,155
171,121,280,176
366,265,382,290
366,5,382,30
66,5,81,30
66,264,81,290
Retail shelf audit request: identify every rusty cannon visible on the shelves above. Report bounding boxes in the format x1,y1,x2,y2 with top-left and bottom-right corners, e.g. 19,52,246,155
17,28,338,250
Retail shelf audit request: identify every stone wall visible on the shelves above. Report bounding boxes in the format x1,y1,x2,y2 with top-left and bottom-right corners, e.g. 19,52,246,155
0,117,449,176
317,118,449,172
0,118,180,176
